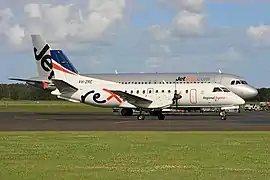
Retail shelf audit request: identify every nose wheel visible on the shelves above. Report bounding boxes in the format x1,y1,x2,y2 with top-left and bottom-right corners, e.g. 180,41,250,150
137,114,145,120
157,111,165,120
219,110,227,120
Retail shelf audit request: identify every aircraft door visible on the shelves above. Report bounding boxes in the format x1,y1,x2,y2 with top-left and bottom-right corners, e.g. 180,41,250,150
190,89,197,104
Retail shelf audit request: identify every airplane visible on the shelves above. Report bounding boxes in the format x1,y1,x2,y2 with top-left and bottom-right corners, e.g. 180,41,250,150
9,34,258,102
9,35,246,121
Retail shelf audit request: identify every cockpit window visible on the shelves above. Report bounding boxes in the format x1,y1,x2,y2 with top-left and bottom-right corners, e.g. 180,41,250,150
231,80,235,85
236,81,240,85
221,87,230,92
241,80,248,84
213,87,223,92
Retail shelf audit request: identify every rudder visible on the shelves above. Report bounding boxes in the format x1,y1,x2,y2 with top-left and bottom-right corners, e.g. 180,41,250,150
31,34,55,81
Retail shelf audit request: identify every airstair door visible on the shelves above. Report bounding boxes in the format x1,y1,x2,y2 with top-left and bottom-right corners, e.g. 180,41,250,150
190,89,197,104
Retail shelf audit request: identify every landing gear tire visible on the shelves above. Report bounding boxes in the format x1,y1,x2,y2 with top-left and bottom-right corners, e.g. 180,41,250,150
121,108,133,116
157,113,165,120
219,111,226,120
137,114,145,120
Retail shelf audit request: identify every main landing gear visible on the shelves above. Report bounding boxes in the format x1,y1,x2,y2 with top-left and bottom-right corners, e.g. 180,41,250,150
137,109,165,120
219,110,227,120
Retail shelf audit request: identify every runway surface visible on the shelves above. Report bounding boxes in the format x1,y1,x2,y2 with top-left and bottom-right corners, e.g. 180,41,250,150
0,111,269,131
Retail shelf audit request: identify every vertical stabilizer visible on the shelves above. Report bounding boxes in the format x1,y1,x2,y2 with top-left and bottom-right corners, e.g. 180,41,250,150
31,34,54,81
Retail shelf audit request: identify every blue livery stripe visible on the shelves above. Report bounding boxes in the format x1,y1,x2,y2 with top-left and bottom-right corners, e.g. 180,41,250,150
50,50,78,74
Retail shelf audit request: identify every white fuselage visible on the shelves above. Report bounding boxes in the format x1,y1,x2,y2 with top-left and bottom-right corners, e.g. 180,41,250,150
53,83,245,109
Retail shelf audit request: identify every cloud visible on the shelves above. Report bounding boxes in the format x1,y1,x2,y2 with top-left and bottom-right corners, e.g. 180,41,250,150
159,0,204,13
24,3,41,18
149,0,206,40
6,24,25,45
172,10,206,37
0,0,126,50
0,8,14,33
246,24,270,47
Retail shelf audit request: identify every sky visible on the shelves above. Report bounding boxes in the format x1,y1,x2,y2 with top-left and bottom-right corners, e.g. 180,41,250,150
0,0,270,88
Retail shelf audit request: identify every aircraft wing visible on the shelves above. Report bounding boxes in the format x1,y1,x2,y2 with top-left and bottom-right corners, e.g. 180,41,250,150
51,79,78,94
110,90,153,108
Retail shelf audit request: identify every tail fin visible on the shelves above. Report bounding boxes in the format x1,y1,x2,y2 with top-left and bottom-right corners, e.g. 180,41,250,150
31,34,55,81
31,35,117,86
50,50,79,74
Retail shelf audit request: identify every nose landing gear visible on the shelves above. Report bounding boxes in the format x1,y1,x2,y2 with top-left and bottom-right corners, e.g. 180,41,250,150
219,110,227,120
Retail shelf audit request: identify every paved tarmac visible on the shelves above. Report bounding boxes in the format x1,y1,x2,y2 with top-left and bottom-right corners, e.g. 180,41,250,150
0,111,269,131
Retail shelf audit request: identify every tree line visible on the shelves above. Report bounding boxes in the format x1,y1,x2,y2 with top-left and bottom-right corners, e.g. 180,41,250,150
0,83,269,102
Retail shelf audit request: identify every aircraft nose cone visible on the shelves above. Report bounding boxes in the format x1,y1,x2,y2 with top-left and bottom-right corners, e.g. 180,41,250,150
242,87,258,99
233,94,245,105
236,96,245,105
250,88,258,97
239,97,246,105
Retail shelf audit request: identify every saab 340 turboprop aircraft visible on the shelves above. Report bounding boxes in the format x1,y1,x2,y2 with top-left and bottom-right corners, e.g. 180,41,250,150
10,35,245,120
10,35,258,102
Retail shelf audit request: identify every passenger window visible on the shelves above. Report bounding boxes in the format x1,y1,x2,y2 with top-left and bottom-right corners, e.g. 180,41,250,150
168,90,171,93
186,90,188,93
162,90,164,93
155,90,158,93
135,82,137,84
131,90,133,94
213,87,222,92
231,80,235,85
149,90,152,93
143,90,145,94
136,90,139,94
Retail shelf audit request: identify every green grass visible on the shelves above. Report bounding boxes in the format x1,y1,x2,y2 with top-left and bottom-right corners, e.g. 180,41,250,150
0,132,270,180
0,100,110,112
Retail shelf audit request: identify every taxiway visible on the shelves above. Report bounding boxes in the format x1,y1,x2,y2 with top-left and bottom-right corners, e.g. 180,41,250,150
0,111,269,131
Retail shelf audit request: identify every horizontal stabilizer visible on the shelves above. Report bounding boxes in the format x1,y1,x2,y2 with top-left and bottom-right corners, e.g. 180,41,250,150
51,79,78,94
110,90,153,108
9,77,50,84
